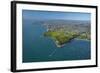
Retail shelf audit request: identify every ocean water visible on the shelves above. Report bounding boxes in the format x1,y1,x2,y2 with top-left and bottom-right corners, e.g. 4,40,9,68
22,19,91,63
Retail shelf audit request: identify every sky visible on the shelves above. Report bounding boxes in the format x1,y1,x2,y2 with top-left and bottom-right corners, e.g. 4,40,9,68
22,10,91,21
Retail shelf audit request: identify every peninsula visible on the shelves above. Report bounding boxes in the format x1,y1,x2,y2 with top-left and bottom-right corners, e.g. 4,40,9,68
43,20,90,47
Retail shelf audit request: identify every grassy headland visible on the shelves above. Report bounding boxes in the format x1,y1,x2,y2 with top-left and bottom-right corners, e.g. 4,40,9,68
43,20,90,47
44,30,80,47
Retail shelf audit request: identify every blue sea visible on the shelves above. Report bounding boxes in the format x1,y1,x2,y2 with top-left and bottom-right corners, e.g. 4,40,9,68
22,19,91,63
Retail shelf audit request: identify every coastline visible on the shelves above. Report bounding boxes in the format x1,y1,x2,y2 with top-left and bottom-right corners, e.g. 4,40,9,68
46,36,90,48
75,38,90,41
54,38,90,48
55,41,65,48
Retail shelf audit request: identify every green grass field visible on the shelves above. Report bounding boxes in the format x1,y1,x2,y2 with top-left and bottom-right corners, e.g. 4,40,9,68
44,30,79,46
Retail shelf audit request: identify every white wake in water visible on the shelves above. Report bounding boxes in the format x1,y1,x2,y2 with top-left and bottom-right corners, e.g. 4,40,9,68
49,49,57,57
